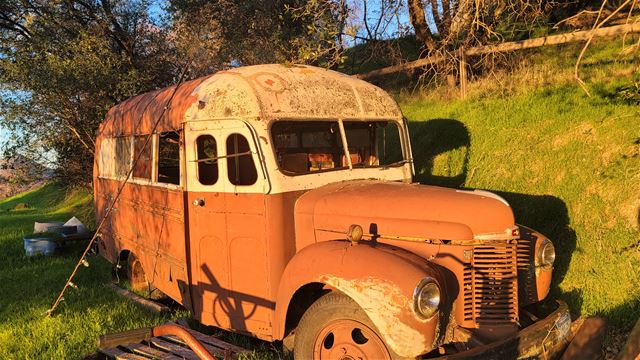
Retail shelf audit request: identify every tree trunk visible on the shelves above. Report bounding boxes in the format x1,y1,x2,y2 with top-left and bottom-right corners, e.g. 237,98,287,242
449,0,475,44
407,0,436,50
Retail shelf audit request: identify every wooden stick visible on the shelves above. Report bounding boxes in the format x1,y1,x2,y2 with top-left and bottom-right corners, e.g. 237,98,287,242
459,47,467,99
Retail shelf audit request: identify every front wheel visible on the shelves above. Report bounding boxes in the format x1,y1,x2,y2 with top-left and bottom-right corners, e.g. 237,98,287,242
294,292,399,360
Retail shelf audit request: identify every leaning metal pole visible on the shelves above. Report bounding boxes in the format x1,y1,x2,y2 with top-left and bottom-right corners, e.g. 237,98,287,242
46,60,193,317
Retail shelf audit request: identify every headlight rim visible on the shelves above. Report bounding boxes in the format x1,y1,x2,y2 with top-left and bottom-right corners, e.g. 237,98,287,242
537,238,556,269
413,277,440,320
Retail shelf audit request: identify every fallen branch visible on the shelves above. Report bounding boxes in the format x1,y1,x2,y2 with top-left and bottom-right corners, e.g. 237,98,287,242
107,283,170,313
355,22,640,80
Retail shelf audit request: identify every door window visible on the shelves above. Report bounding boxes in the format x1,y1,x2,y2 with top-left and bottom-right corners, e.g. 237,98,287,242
226,134,257,186
196,135,219,185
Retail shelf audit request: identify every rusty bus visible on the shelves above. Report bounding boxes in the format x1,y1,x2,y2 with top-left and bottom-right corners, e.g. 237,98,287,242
93,64,571,359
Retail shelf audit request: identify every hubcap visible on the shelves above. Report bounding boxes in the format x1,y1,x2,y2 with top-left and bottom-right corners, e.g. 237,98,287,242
313,319,390,360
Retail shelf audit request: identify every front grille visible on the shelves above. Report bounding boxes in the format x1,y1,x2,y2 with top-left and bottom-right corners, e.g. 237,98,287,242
516,237,538,305
463,242,519,325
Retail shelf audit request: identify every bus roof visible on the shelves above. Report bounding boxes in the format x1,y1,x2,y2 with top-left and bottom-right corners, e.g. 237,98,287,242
99,64,402,137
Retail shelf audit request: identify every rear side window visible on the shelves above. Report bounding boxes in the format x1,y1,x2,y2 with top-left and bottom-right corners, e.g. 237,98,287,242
133,136,152,180
114,137,132,177
196,135,218,185
157,132,181,185
226,134,257,186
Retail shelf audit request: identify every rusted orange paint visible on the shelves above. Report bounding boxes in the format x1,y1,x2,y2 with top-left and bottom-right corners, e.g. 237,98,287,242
275,240,442,356
94,64,559,358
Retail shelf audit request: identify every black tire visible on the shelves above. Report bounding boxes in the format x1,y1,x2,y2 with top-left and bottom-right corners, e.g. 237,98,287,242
294,292,407,360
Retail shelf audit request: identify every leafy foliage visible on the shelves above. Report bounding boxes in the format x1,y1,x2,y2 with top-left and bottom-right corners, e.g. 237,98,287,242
0,0,178,185
0,0,346,184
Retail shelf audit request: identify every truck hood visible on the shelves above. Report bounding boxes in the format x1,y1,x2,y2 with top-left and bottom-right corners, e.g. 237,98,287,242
295,180,515,242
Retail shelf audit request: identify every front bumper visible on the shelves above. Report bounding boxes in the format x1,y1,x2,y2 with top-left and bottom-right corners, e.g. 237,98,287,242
437,301,572,359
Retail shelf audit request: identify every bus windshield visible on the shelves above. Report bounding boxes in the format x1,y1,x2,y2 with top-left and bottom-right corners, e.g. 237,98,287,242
271,120,404,175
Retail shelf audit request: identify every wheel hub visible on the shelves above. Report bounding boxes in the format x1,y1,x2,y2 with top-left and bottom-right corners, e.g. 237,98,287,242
313,319,390,360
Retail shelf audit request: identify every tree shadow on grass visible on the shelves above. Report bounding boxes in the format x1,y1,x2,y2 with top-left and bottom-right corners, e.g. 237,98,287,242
408,118,579,314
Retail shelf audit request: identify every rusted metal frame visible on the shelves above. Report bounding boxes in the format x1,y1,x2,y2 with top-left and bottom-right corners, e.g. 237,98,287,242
147,337,201,360
471,248,479,325
316,228,445,244
121,342,182,360
162,335,235,358
317,227,521,246
401,117,415,177
242,119,272,194
152,324,215,360
166,322,248,354
151,134,159,184
100,347,150,360
107,283,170,313
440,301,571,359
97,174,182,191
337,118,353,170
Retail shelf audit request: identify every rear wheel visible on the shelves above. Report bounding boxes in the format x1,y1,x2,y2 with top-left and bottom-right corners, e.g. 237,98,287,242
126,253,164,299
294,292,397,360
126,253,149,292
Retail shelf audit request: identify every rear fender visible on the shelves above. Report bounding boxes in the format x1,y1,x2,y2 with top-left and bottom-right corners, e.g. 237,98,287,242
275,240,442,358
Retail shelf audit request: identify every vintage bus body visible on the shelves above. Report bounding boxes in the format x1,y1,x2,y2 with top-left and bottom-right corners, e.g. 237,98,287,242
93,64,569,359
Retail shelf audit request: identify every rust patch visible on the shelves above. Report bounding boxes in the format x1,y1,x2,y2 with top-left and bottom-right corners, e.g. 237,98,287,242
321,275,428,358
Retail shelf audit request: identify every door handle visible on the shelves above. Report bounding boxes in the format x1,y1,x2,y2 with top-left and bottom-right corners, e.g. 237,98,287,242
192,198,205,207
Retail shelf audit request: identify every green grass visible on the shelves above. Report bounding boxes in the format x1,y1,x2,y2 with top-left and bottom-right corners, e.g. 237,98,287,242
398,38,640,335
0,184,182,358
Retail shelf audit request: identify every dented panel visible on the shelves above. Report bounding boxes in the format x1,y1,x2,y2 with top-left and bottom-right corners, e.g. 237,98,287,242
321,275,428,357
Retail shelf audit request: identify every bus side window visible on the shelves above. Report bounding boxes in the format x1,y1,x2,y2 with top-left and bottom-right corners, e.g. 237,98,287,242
196,135,219,185
226,134,257,186
157,131,181,185
133,136,152,180
114,137,132,177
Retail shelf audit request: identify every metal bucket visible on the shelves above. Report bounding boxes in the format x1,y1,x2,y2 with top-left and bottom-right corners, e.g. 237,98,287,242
23,235,58,256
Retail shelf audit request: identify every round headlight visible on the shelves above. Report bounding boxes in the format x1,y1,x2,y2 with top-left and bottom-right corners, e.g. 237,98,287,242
413,278,440,319
537,239,556,269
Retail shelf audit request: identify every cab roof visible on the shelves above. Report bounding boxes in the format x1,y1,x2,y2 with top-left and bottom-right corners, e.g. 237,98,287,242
99,64,402,137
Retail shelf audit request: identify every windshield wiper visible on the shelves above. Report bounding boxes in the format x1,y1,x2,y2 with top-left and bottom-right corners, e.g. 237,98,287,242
381,159,411,169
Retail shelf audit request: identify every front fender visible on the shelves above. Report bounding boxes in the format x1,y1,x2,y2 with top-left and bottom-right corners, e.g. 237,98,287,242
275,240,442,358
